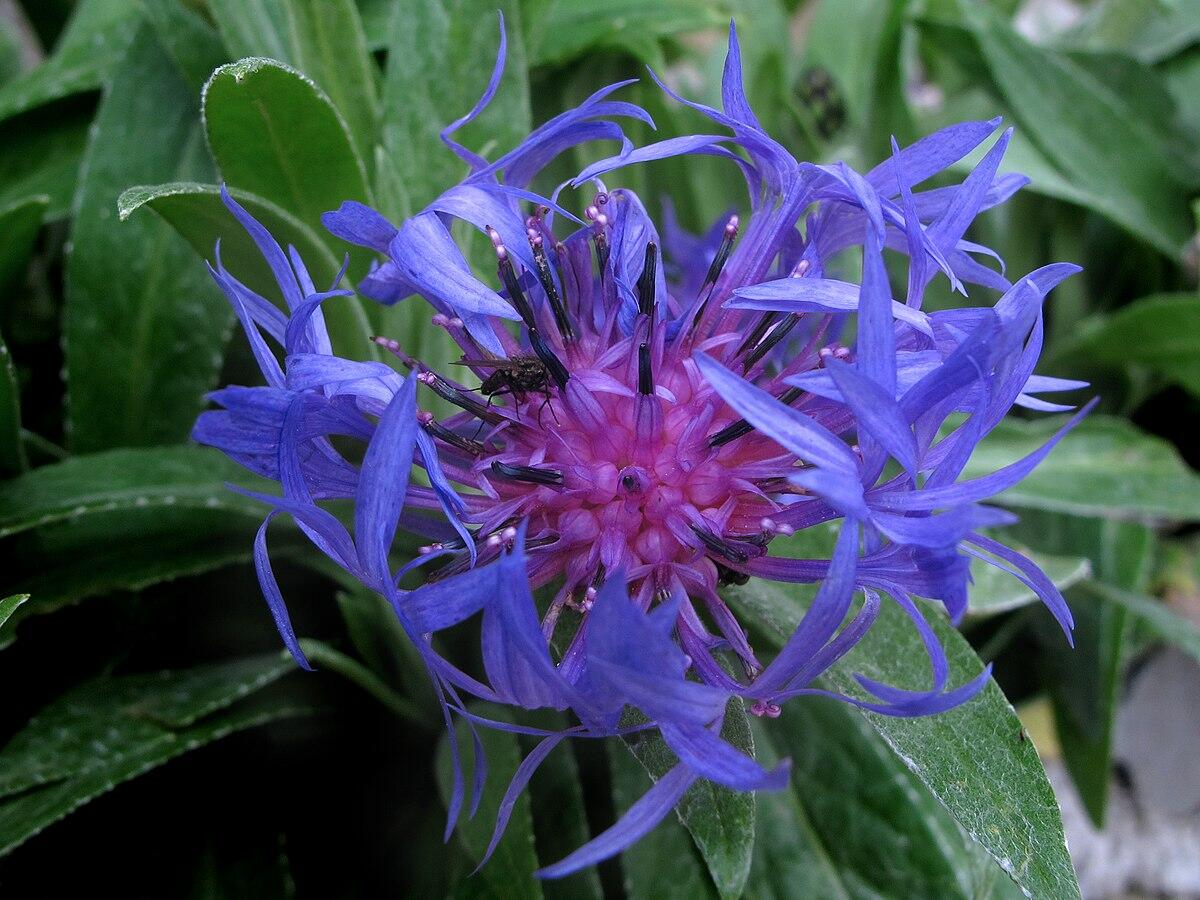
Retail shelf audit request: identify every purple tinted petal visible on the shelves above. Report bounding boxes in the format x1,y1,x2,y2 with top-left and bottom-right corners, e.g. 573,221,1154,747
825,359,918,477
322,200,398,254
721,22,762,128
479,732,568,869
660,720,790,791
729,277,932,336
253,513,313,670
866,118,1002,194
965,533,1074,640
440,11,507,171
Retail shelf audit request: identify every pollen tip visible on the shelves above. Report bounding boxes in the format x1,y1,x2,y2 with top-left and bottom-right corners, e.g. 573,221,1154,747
725,214,739,236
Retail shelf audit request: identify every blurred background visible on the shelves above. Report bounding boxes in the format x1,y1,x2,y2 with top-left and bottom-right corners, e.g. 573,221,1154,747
1,0,1199,896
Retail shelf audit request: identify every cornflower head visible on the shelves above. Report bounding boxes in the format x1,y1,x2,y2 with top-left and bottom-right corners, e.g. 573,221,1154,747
194,20,1090,876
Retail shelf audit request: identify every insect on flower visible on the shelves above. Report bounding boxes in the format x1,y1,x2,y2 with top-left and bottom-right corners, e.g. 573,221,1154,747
194,16,1090,877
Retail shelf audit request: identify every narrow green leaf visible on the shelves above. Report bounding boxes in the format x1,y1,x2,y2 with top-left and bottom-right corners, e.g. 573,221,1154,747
1079,579,1200,666
0,310,30,478
925,4,1194,256
725,580,1080,900
1047,294,1200,399
142,0,232,93
207,0,292,63
0,654,308,856
117,181,376,361
283,0,380,169
961,414,1200,521
434,703,544,899
0,0,139,124
380,0,531,219
0,444,266,539
621,699,756,899
531,0,726,68
1009,511,1153,826
65,23,232,451
0,194,46,293
0,102,90,219
608,743,718,900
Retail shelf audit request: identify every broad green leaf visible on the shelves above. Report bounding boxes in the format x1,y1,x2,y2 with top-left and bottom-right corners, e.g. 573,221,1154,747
0,444,266,540
283,0,380,169
1009,511,1153,826
117,181,376,362
608,743,718,900
967,543,1091,617
0,101,90,219
1046,294,1200,399
961,414,1200,521
202,57,372,242
0,19,19,87
380,0,531,219
0,594,28,647
725,580,1080,900
0,303,30,478
760,705,1022,899
621,699,756,899
921,6,1195,255
0,0,139,123
434,703,544,899
64,23,232,451
200,56,383,346
0,654,308,856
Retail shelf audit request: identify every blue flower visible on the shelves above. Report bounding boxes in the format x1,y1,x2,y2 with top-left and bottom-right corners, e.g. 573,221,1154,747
194,19,1088,876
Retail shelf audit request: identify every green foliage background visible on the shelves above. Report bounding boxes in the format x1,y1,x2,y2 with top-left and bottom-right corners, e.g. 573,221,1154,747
2,1,1200,896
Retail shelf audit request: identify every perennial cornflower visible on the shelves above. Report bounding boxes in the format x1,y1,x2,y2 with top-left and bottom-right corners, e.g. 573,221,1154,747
195,20,1089,875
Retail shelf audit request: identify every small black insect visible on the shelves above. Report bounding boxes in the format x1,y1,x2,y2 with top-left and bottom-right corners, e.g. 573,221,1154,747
455,354,557,424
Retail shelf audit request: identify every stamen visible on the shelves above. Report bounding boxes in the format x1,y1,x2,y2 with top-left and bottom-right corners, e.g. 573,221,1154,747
637,342,653,395
686,213,739,337
734,312,779,359
636,242,657,318
487,225,538,329
529,329,570,389
708,387,802,447
421,414,487,455
689,522,750,563
417,371,505,424
743,314,799,370
529,229,574,343
490,461,565,486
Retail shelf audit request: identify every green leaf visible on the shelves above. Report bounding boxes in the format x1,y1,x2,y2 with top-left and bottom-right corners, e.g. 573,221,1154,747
1009,511,1153,826
0,444,266,540
117,181,376,362
0,0,139,124
530,0,726,68
0,594,29,647
725,579,1080,900
0,102,90,219
760,704,1022,899
621,699,756,899
1078,579,1200,667
1046,293,1200,399
207,0,292,62
435,703,544,899
142,0,232,93
607,743,718,900
0,288,31,477
0,194,46,293
202,57,371,242
967,543,1091,618
961,414,1200,521
283,0,380,170
923,4,1194,256
379,0,531,219
64,22,232,452
0,653,308,855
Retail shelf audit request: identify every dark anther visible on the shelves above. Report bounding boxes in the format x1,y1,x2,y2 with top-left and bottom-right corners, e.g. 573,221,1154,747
734,312,779,360
636,242,657,318
491,461,565,486
529,329,570,389
686,214,739,337
716,563,751,586
422,417,487,455
637,342,653,396
709,387,802,447
743,314,799,370
531,238,574,343
419,372,506,425
689,523,750,563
